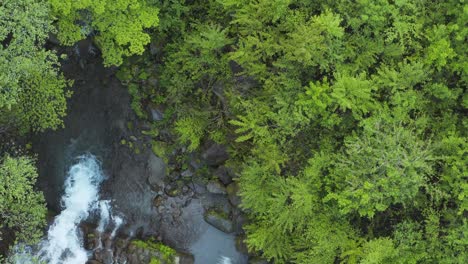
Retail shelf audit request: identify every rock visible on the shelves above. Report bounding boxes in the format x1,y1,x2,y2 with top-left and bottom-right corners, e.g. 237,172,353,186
149,42,159,56
93,249,104,262
190,181,207,194
103,237,112,249
201,194,232,216
176,252,195,264
150,108,164,121
202,143,229,166
101,249,114,264
248,257,269,264
207,180,227,194
189,157,202,170
86,260,102,264
164,183,181,197
147,154,166,191
85,232,97,250
153,195,164,207
181,169,193,178
204,210,233,233
233,210,247,234
226,182,241,207
48,33,61,45
214,166,233,185
235,235,249,254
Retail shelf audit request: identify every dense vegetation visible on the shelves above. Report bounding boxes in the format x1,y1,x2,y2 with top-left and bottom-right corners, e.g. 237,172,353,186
0,0,466,263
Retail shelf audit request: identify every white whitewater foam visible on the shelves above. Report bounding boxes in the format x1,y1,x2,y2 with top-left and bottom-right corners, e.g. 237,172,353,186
111,215,124,238
13,155,124,264
219,256,233,264
38,155,105,264
97,200,111,233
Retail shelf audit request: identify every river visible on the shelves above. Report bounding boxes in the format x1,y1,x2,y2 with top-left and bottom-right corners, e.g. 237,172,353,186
25,45,247,264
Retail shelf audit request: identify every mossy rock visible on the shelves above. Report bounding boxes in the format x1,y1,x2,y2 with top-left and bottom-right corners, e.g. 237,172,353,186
204,209,233,233
130,239,177,264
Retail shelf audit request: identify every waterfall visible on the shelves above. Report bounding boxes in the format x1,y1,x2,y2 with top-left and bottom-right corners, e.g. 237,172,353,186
12,155,123,264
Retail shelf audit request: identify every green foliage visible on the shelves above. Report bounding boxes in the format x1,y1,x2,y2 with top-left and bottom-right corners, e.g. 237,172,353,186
101,0,467,262
49,0,160,66
174,115,208,151
127,83,146,119
326,117,433,217
0,0,71,133
131,239,176,263
0,156,46,244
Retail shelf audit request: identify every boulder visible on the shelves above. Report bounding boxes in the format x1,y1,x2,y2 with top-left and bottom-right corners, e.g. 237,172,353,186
232,209,247,234
147,154,166,190
201,195,232,216
226,182,241,207
150,108,164,121
235,235,249,254
202,143,229,166
164,182,181,197
176,252,195,264
214,166,233,185
153,195,164,207
181,169,193,178
190,181,207,195
204,210,233,233
207,180,227,194
86,261,102,264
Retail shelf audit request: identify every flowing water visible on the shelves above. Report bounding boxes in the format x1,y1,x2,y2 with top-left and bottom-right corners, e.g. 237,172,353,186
12,155,123,264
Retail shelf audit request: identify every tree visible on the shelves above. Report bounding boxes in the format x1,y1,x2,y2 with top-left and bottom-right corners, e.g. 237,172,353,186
326,116,433,217
0,0,71,133
49,0,160,66
102,0,467,262
0,156,47,245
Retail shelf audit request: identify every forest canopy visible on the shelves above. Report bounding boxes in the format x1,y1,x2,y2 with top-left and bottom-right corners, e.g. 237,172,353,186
0,0,467,263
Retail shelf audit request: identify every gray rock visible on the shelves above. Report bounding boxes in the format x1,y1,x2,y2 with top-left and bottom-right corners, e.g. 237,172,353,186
101,249,114,264
235,235,249,254
204,210,233,233
202,143,229,166
189,158,202,170
150,108,163,121
149,42,159,56
181,169,193,178
190,182,207,194
227,182,241,207
176,252,195,264
147,154,166,190
164,182,181,197
201,194,232,216
214,166,233,185
86,260,102,264
207,180,227,194
232,209,247,234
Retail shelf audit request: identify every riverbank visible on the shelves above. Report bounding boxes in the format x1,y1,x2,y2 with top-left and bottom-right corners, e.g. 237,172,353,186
31,40,249,263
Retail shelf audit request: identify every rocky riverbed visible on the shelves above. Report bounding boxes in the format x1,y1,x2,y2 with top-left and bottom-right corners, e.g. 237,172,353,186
32,40,256,264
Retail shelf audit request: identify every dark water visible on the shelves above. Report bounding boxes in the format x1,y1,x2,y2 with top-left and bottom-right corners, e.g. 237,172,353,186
34,60,126,211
